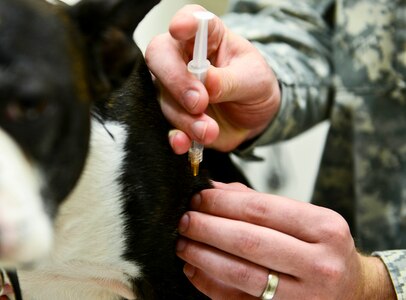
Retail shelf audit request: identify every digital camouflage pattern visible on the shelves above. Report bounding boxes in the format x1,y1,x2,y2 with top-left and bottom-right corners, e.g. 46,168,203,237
224,0,406,298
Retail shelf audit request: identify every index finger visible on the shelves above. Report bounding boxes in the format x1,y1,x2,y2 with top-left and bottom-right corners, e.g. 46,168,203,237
145,31,209,112
169,4,225,55
192,185,336,243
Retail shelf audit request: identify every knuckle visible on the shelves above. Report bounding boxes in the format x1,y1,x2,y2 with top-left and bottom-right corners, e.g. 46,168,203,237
144,35,162,60
235,233,262,256
232,264,252,284
310,259,345,285
228,182,249,190
145,34,173,65
317,209,352,244
202,189,221,211
242,198,269,224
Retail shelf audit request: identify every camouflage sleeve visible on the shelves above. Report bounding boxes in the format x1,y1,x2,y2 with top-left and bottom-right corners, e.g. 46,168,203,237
374,250,406,299
222,2,406,298
221,0,334,157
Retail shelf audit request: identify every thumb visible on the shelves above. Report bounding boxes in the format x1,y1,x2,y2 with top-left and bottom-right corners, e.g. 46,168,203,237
206,50,279,107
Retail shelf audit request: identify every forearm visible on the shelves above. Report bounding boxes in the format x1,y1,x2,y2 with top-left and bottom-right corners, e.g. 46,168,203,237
223,0,334,149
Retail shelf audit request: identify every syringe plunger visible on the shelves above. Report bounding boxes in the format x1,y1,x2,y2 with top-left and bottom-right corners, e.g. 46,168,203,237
187,11,214,83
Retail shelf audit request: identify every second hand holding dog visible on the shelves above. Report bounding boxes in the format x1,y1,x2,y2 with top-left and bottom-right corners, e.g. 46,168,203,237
176,181,390,299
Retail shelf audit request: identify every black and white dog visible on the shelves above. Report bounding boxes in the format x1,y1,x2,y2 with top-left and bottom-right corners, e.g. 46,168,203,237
0,0,248,299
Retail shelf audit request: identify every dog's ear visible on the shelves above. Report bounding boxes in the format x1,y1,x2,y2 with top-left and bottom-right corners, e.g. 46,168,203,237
70,0,160,36
68,0,160,98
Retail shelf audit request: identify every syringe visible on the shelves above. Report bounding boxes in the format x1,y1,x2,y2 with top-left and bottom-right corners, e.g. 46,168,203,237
187,11,214,176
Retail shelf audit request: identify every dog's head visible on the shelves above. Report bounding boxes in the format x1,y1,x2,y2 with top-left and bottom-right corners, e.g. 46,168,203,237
0,0,159,267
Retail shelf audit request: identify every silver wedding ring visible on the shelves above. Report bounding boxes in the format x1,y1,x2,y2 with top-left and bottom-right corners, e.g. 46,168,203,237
261,271,279,300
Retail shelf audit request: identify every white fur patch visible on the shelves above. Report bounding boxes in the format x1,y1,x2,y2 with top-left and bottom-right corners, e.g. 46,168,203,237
19,119,141,300
44,0,60,4
0,129,52,268
58,0,80,5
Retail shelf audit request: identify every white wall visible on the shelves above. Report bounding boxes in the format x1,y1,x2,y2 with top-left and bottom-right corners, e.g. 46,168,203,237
232,123,329,202
135,0,230,52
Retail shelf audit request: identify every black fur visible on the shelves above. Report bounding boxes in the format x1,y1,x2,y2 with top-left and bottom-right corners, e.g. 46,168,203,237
97,54,213,299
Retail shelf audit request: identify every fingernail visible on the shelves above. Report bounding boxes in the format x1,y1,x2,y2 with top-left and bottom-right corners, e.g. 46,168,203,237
183,90,200,112
168,129,178,138
176,238,187,252
184,264,196,278
168,129,179,147
190,193,201,210
191,121,207,140
178,214,190,234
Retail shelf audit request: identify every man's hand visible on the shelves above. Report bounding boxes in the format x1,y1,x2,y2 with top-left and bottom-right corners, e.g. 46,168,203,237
176,182,396,299
146,5,280,154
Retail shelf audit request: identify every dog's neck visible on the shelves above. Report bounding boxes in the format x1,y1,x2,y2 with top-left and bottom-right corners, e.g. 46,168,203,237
18,118,140,300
